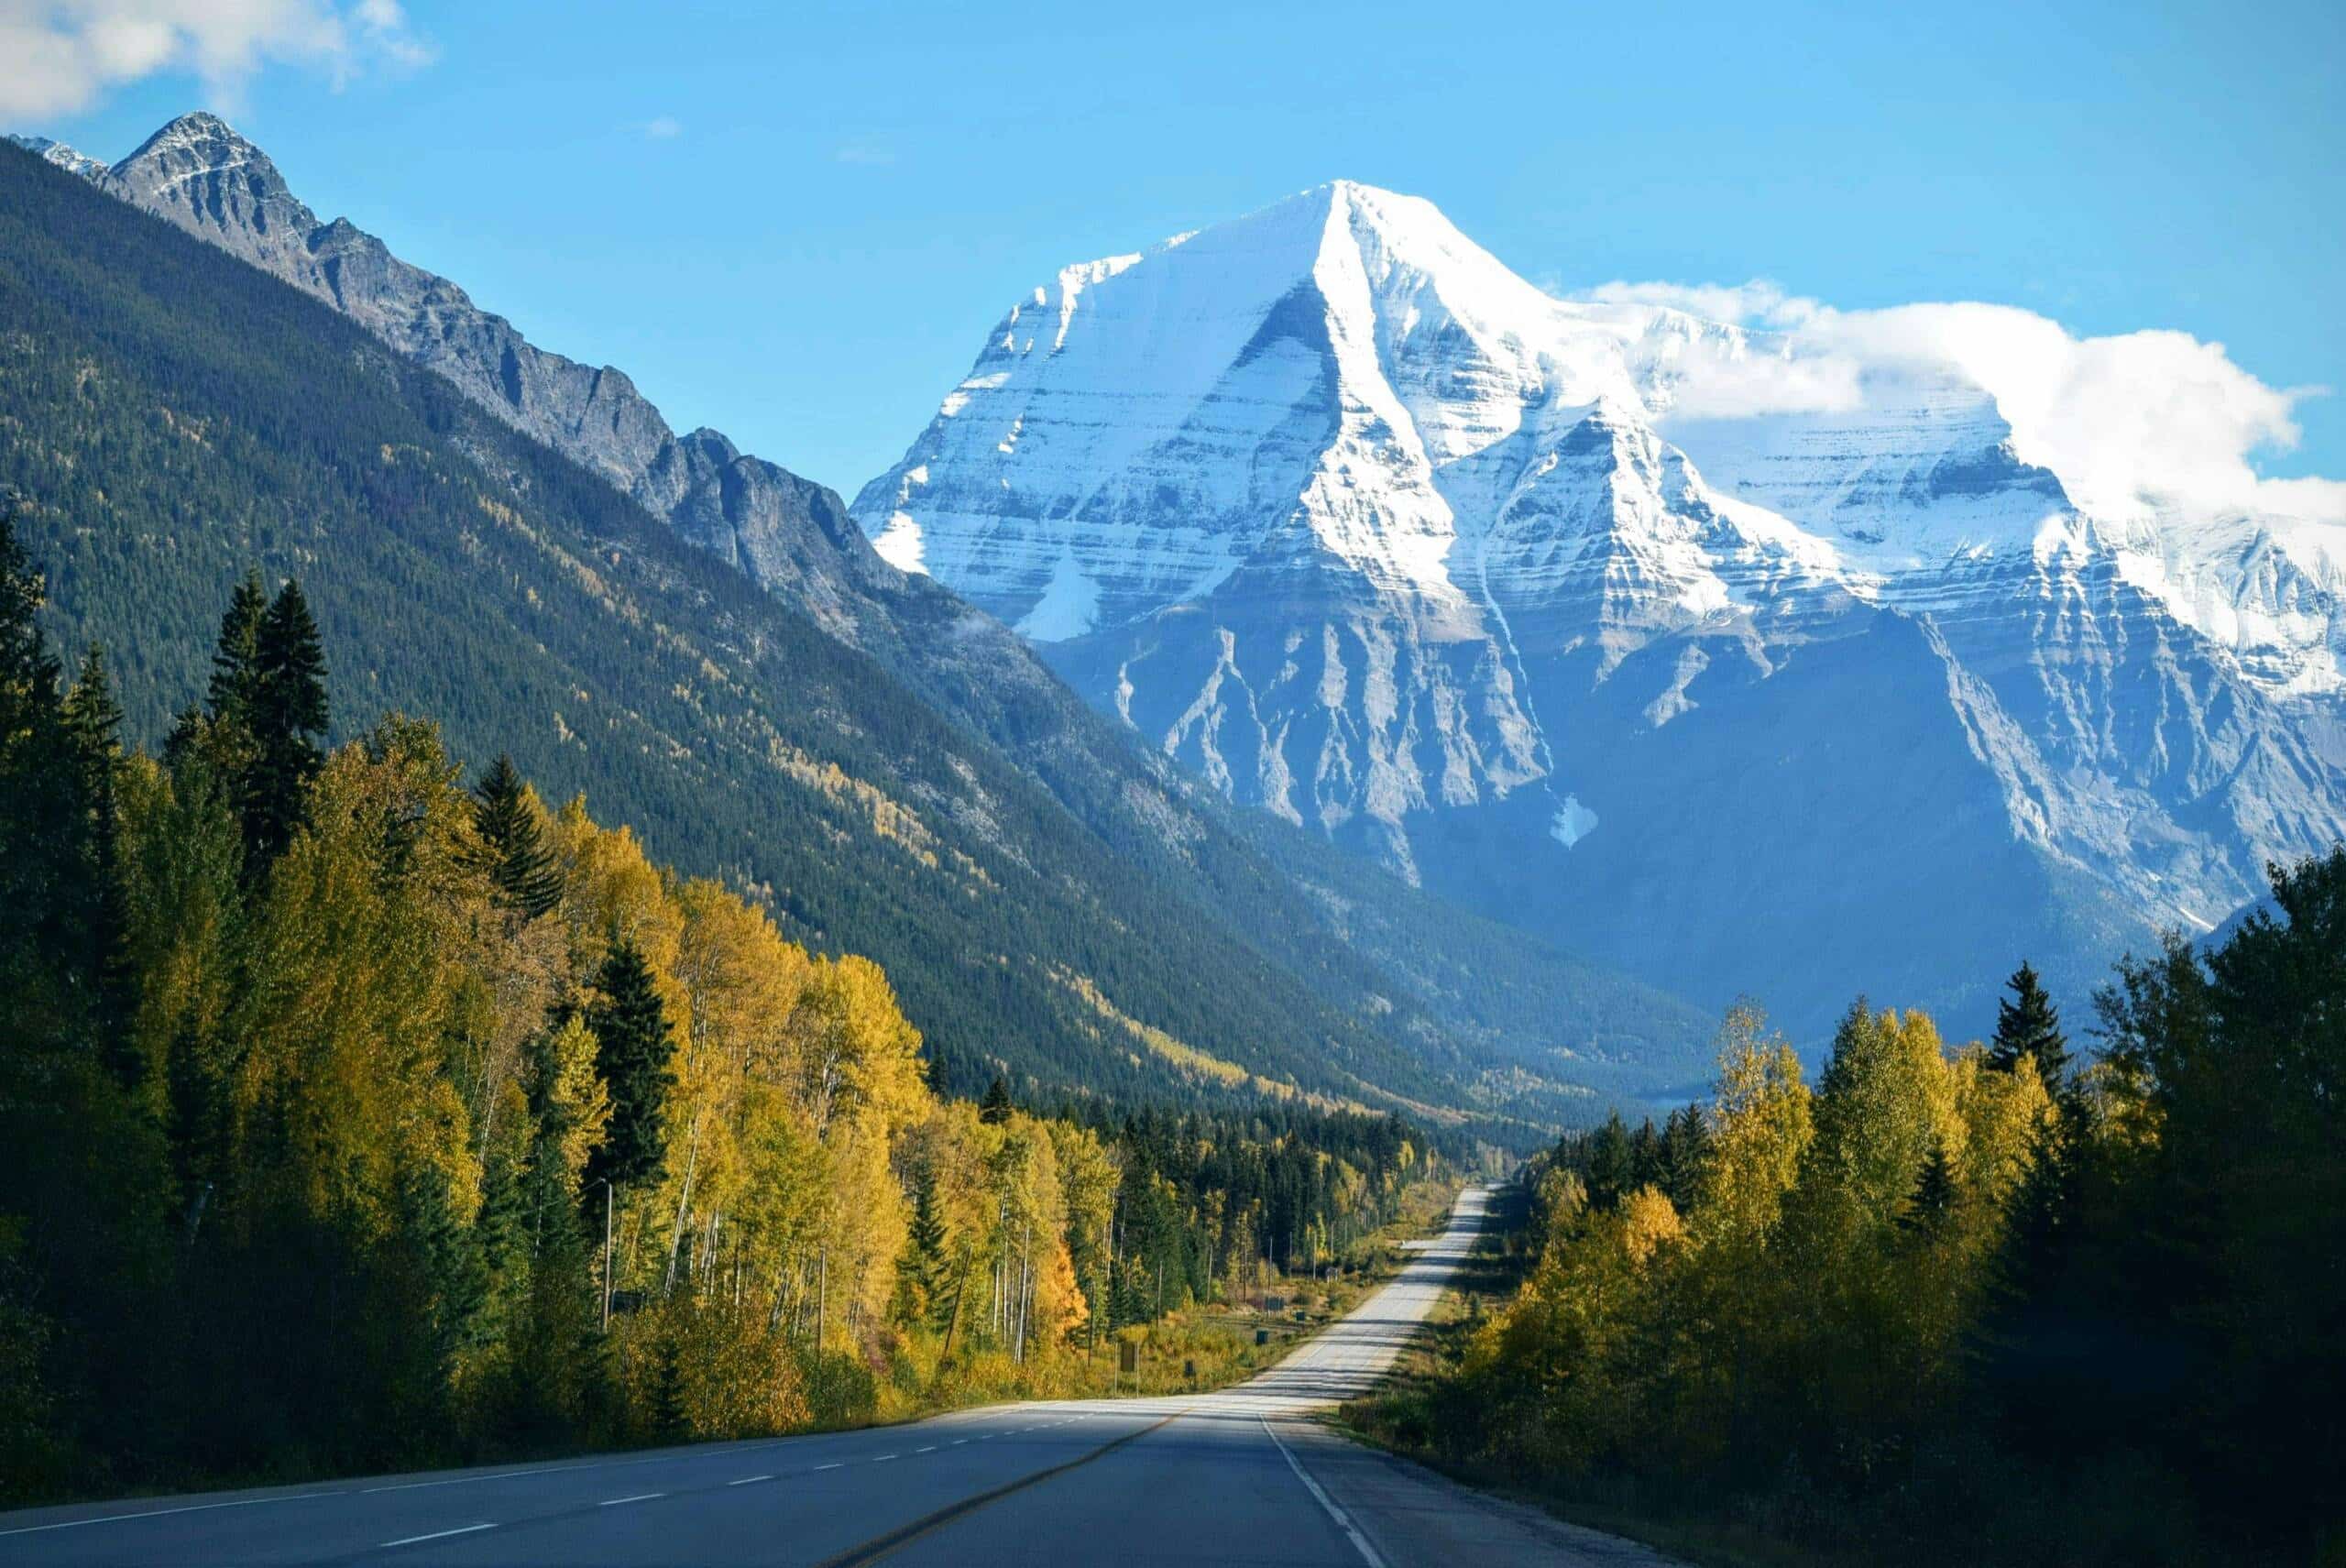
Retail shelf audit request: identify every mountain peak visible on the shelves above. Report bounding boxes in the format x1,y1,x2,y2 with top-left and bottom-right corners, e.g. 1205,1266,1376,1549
109,111,315,243
127,110,257,163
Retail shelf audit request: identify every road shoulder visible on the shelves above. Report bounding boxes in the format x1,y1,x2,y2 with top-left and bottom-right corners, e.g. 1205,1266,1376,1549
1286,1419,1690,1568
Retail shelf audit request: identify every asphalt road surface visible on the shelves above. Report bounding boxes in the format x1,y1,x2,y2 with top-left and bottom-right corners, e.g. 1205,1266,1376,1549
0,1187,1678,1566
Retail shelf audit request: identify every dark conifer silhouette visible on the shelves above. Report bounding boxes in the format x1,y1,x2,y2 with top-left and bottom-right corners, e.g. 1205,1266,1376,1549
472,753,564,917
1988,959,2069,1084
583,938,677,1194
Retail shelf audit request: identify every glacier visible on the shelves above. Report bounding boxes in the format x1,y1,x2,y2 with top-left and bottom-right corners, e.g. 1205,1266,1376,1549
853,180,2346,1036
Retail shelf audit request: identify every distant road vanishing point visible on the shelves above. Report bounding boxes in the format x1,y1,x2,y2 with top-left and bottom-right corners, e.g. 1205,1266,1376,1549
0,1190,1676,1566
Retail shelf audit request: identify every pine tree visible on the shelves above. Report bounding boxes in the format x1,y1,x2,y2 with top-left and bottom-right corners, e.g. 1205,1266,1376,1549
62,645,137,1084
1628,1117,1663,1191
471,754,564,918
979,1073,1014,1125
1657,1104,1712,1212
1899,1135,1958,1240
204,571,268,730
243,578,328,868
583,940,677,1194
2012,1109,2081,1290
0,504,89,1042
898,1161,950,1327
1988,960,2070,1085
1584,1112,1633,1210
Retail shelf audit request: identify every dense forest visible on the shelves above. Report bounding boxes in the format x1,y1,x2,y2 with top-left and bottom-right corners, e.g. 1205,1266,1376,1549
1363,903,2343,1564
0,522,1442,1500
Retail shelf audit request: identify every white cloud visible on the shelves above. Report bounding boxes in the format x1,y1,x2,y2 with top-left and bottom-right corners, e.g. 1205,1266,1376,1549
641,115,681,139
1587,276,2341,522
833,142,895,167
1584,277,1802,327
0,0,432,119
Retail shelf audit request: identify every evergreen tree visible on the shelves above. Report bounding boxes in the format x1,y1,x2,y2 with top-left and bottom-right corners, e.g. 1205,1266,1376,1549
1899,1135,1957,1241
1988,959,2069,1084
1657,1104,1712,1212
1627,1117,1663,1192
979,1074,1014,1125
61,646,137,1084
203,571,267,730
243,579,328,868
0,503,88,1042
471,754,564,918
583,940,677,1194
1584,1112,1634,1210
898,1161,950,1327
647,1329,687,1442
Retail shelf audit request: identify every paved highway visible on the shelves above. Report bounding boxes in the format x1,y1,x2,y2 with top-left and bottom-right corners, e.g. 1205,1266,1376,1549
0,1188,1676,1566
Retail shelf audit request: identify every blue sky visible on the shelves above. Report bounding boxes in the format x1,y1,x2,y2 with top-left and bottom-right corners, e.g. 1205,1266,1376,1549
12,0,2342,499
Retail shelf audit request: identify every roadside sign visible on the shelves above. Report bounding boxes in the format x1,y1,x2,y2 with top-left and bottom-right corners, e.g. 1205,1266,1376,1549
1118,1341,1138,1374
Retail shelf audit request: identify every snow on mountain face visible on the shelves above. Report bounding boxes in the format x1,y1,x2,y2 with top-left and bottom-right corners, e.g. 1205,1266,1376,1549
856,181,2346,1033
6,134,108,182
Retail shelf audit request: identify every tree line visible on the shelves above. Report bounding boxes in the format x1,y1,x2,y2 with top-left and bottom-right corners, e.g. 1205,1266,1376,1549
0,520,1439,1500
1387,903,2341,1564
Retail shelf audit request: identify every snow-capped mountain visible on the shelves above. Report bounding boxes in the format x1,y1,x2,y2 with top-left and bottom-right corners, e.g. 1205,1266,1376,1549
856,181,2346,1032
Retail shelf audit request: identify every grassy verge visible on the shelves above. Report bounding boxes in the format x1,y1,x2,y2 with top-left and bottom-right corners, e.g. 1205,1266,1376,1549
878,1176,1464,1420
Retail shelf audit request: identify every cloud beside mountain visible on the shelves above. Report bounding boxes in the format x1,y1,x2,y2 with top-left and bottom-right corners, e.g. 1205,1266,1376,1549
1582,277,2341,523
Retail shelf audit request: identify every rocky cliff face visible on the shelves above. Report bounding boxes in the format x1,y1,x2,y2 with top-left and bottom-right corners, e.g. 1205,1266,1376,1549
855,181,2346,1032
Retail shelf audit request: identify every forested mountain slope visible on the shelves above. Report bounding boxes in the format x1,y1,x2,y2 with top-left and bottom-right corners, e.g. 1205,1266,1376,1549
8,120,1718,1114
0,138,1647,1129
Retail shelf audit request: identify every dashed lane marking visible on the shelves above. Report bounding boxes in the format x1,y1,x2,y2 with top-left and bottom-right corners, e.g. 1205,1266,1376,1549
378,1523,495,1548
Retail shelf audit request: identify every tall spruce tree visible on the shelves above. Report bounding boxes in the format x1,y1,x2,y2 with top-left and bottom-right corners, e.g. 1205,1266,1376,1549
979,1074,1014,1124
899,1161,950,1327
62,645,137,1084
0,503,84,1041
471,754,564,918
245,579,328,868
204,571,267,730
1657,1104,1712,1212
1584,1112,1634,1210
583,939,676,1195
1988,960,2070,1084
1900,1136,1958,1240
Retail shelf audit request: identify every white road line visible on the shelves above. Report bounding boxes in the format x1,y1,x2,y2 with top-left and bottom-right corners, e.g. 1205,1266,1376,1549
814,1462,843,1471
598,1493,663,1507
1262,1417,1387,1568
727,1475,773,1486
949,1439,969,1446
364,1465,565,1494
871,1454,899,1464
379,1523,495,1548
0,1490,347,1538
914,1446,937,1453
